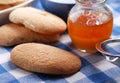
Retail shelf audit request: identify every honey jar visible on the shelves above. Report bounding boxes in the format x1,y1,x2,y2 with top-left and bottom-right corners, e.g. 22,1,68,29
67,0,113,52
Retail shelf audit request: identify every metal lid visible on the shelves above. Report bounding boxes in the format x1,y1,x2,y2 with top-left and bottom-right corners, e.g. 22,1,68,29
96,39,120,62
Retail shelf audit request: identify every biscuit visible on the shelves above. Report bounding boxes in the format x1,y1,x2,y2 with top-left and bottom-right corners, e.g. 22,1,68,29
0,5,11,10
11,43,81,75
0,23,59,46
9,7,67,35
0,0,27,5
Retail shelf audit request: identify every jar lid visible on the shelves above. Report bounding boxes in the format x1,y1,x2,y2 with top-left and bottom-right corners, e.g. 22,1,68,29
96,39,120,62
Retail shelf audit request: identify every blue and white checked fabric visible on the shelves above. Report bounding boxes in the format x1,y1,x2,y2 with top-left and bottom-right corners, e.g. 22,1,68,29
0,0,120,83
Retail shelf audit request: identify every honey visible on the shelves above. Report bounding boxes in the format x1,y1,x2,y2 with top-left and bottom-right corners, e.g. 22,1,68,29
68,11,113,51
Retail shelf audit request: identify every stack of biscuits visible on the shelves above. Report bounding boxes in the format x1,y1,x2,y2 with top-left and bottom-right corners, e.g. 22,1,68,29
0,7,67,46
0,0,28,10
0,6,82,75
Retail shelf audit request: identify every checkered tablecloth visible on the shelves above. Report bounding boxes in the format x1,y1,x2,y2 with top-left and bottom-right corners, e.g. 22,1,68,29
1,0,120,83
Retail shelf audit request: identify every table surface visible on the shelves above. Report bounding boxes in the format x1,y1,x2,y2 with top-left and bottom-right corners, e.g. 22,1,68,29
1,0,120,83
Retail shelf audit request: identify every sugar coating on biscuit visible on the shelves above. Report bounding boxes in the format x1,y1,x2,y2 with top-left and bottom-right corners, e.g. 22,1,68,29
11,43,81,75
9,7,67,35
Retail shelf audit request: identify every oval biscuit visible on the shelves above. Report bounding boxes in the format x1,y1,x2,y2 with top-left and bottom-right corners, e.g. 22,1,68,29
0,23,58,46
9,7,67,35
11,43,81,75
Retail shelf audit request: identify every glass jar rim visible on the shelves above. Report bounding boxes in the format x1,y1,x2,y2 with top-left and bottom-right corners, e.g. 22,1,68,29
76,0,106,6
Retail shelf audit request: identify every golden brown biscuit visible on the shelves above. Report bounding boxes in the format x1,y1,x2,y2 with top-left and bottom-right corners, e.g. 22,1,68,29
0,5,11,10
0,23,59,46
11,43,81,75
0,0,27,5
9,7,67,35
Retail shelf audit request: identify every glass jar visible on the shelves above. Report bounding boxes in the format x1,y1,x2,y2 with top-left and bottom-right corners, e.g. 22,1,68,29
67,0,113,52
